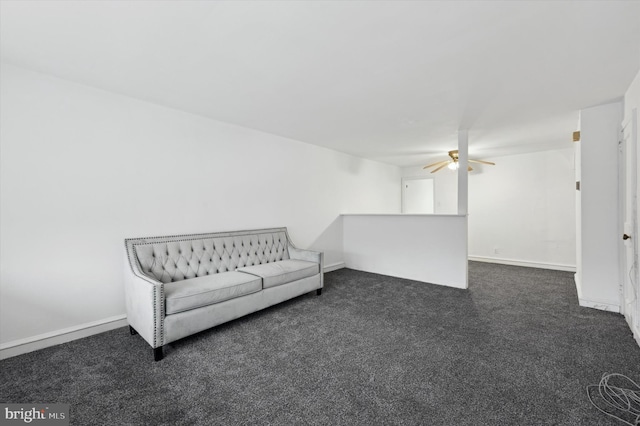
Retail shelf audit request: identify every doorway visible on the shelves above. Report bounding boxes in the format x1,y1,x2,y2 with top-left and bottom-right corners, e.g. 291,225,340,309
620,108,639,333
402,177,435,214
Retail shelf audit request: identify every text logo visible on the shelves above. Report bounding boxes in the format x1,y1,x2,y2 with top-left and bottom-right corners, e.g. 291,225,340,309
1,404,69,425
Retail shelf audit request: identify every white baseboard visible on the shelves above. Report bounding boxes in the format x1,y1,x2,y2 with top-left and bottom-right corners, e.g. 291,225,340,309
468,256,576,272
324,262,345,273
0,314,128,360
578,298,621,313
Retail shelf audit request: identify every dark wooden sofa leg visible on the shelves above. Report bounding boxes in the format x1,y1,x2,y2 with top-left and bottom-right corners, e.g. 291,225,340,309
129,326,138,335
316,288,322,296
154,347,164,362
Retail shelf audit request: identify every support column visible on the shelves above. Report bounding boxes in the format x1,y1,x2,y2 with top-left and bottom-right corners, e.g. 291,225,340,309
457,130,469,215
457,129,469,289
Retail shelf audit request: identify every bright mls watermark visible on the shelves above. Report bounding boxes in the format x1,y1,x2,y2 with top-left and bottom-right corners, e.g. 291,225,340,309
1,404,69,425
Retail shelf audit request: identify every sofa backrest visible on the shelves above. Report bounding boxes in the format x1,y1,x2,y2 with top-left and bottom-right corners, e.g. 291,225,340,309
126,228,291,284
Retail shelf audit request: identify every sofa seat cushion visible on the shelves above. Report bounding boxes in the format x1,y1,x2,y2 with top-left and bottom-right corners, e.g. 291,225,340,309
164,271,262,315
237,259,319,289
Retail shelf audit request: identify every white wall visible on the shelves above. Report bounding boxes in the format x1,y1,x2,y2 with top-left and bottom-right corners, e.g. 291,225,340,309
468,149,576,269
403,149,576,270
0,63,401,346
575,127,582,296
624,69,640,129
578,100,623,310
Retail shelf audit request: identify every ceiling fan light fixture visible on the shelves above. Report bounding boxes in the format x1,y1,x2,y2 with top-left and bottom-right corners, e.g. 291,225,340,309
422,149,495,174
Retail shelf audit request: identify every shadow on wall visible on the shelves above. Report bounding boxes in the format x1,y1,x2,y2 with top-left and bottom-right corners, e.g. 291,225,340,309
307,216,344,270
0,287,81,344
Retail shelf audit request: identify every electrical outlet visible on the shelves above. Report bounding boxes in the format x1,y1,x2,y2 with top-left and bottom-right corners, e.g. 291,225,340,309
493,247,500,255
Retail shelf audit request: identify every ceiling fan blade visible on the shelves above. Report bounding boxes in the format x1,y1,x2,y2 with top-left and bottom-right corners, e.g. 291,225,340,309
468,159,495,166
423,160,450,169
430,162,451,173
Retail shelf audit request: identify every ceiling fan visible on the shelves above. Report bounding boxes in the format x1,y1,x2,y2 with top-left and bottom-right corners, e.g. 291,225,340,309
423,150,495,173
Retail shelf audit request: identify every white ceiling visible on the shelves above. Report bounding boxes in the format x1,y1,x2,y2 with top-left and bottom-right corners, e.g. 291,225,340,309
1,1,639,167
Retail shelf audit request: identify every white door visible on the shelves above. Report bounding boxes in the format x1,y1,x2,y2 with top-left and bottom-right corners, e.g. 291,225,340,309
620,109,639,331
402,177,435,214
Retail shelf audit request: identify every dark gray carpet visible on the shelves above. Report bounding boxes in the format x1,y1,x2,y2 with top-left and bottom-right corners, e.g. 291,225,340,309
1,262,639,425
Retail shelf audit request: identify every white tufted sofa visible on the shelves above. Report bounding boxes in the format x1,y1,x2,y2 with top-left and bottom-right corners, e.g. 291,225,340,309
124,227,323,361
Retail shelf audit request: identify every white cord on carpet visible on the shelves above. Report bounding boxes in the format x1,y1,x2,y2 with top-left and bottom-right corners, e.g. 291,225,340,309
587,373,640,425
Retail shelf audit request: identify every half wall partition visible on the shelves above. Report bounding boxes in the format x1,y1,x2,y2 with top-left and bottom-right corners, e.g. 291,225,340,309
342,214,468,289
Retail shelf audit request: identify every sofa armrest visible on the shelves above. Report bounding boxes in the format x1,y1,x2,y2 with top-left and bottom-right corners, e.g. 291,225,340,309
288,245,324,288
123,252,165,348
